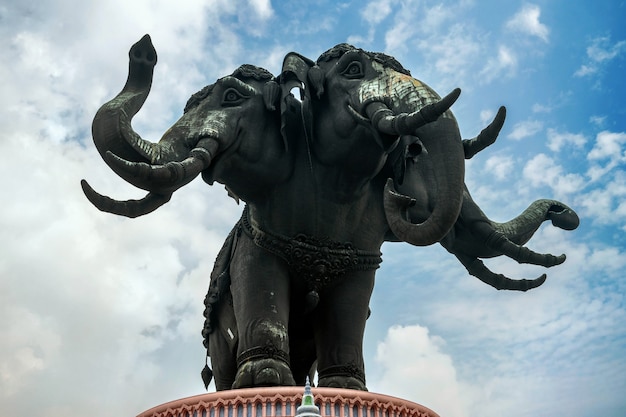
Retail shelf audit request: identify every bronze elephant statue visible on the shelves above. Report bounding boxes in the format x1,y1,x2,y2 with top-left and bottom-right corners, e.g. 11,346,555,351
81,37,579,393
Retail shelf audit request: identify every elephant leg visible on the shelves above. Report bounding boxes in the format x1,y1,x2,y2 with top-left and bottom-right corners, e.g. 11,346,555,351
315,269,375,391
208,290,239,391
289,338,317,386
228,232,295,388
456,252,547,291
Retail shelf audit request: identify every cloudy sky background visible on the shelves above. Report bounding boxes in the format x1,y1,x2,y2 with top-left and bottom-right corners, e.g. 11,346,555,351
1,1,625,416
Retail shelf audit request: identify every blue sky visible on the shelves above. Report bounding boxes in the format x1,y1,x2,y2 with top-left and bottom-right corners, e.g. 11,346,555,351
1,1,625,416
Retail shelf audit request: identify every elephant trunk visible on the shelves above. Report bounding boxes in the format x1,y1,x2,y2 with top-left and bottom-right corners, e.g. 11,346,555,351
82,138,218,217
383,116,465,246
92,35,161,169
83,35,219,217
361,75,465,246
91,34,201,192
494,199,580,245
366,88,461,136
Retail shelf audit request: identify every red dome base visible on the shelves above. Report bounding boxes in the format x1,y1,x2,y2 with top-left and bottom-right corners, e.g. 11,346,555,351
136,387,439,417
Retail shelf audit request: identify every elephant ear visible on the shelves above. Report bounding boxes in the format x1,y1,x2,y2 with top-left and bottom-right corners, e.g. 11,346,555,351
387,136,424,186
262,80,281,111
307,65,324,98
279,53,316,148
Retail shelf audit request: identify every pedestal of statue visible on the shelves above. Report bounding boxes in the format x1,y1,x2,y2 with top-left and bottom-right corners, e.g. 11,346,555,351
135,387,439,417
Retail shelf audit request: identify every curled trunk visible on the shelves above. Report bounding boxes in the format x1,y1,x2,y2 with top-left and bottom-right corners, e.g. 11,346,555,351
92,35,159,171
494,199,580,246
371,89,465,246
82,35,217,217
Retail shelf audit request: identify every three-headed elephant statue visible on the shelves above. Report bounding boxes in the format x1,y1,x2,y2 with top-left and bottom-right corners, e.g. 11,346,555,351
82,37,578,393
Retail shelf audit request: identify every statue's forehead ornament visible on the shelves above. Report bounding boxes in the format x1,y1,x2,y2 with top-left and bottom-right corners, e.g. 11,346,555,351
358,62,441,112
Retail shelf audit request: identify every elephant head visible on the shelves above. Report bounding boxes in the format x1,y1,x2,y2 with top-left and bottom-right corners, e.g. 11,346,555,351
301,44,465,246
446,111,580,290
81,35,287,217
388,106,580,291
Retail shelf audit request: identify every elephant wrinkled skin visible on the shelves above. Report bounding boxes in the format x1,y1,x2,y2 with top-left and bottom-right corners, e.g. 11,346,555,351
81,36,579,392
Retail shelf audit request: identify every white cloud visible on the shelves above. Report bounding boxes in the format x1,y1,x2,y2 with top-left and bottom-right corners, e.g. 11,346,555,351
0,307,62,396
378,230,626,417
412,22,483,87
505,4,549,42
479,109,495,125
484,154,515,181
361,0,396,25
523,153,586,195
590,115,607,127
574,64,596,77
507,119,543,140
587,247,626,273
0,1,252,415
587,37,626,62
478,45,518,83
372,325,468,417
248,0,274,19
532,102,552,113
577,170,626,228
588,130,626,161
383,0,476,75
586,131,626,182
575,36,626,77
546,128,587,152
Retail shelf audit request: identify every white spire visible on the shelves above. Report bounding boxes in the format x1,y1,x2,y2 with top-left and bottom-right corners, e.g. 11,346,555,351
295,377,321,417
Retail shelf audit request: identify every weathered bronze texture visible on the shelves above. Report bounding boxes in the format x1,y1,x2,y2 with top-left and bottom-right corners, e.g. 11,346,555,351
82,35,579,392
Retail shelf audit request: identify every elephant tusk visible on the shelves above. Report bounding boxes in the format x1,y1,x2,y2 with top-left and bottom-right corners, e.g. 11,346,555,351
463,106,506,159
367,88,461,135
103,138,218,193
80,179,171,218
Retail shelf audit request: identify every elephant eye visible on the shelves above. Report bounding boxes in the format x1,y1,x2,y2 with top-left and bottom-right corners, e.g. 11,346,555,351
341,61,364,79
221,88,248,106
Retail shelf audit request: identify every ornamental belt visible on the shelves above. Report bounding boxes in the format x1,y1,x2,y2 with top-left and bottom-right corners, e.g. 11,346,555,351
241,206,382,291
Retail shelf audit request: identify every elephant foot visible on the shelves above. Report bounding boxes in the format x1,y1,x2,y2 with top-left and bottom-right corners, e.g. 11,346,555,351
318,364,367,391
318,375,367,391
232,358,295,388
